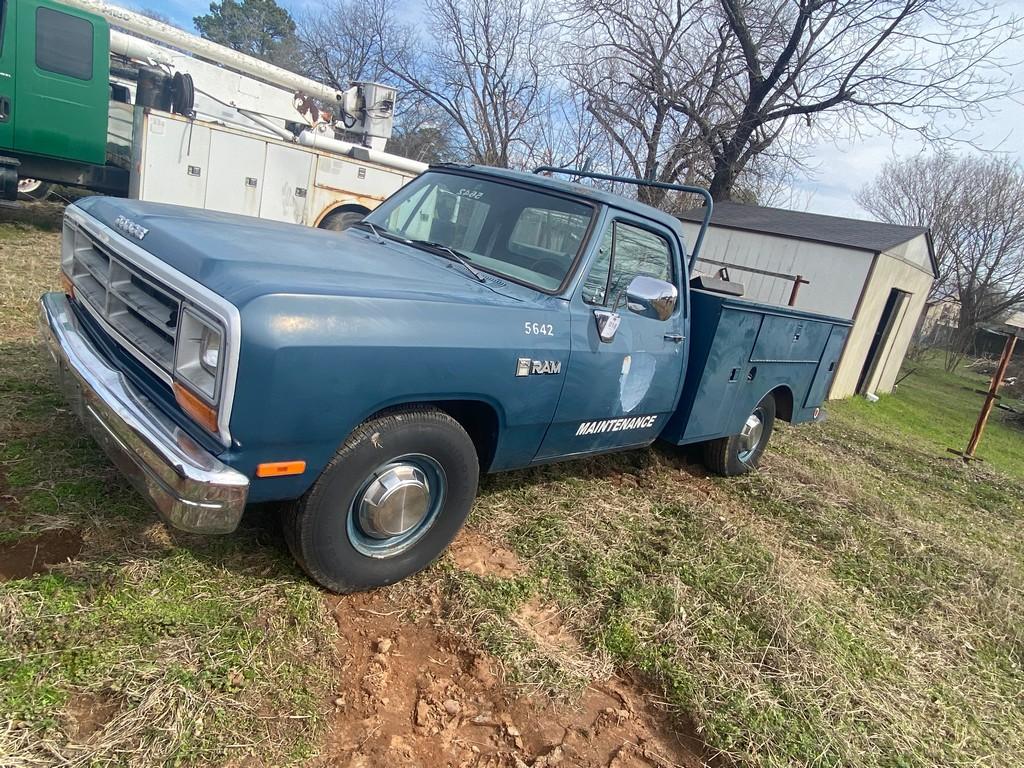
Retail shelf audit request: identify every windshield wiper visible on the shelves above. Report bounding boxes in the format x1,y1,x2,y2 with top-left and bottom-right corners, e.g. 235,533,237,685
411,240,486,283
352,220,386,242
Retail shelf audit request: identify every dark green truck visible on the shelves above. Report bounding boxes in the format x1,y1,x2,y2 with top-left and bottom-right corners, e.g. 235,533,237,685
0,0,121,199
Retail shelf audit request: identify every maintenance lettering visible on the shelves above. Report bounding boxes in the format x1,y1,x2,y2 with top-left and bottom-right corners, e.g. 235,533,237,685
575,415,658,436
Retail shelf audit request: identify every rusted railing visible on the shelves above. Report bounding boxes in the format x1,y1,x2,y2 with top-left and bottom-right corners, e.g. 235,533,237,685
695,257,810,307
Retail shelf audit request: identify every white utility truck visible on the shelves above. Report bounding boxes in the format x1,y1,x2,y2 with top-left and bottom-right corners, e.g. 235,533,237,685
1,0,425,229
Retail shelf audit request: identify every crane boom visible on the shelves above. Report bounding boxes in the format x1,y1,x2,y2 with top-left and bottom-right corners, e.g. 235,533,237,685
59,0,345,105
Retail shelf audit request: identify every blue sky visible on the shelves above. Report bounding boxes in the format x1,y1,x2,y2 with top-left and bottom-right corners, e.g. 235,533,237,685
112,0,1023,218
109,0,318,28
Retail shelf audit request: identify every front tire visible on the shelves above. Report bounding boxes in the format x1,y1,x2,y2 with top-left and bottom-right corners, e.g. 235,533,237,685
284,407,479,593
702,393,776,476
318,209,365,231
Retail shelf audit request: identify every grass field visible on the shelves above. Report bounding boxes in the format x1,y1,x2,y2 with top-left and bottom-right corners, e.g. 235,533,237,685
1,220,1022,767
840,354,1024,480
455,392,1024,766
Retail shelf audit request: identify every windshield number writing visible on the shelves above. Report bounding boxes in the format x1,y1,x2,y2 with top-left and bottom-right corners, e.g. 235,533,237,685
525,322,554,336
458,189,484,200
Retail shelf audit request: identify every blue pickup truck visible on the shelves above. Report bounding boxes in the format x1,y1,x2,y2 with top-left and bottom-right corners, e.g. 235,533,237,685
40,165,851,592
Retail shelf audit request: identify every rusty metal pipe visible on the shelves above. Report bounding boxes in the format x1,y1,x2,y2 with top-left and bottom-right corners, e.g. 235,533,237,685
965,333,1017,457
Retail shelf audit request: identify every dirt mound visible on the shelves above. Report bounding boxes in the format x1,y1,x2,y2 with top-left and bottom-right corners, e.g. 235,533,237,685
0,529,82,580
448,530,524,579
65,691,119,742
322,591,702,768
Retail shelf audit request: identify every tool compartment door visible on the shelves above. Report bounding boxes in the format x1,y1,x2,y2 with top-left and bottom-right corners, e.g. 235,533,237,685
134,113,211,208
260,144,313,223
750,314,831,365
206,129,265,217
803,324,849,408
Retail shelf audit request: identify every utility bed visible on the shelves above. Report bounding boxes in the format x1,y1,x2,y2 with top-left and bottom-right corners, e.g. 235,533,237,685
661,289,852,446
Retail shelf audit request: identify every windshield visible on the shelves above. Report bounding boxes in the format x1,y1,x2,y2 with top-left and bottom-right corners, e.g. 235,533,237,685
364,172,594,291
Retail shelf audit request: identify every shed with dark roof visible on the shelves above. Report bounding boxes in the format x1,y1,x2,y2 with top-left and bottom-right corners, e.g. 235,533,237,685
677,202,936,398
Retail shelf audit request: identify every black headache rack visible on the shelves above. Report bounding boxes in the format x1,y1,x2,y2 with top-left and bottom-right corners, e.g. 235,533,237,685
532,165,713,271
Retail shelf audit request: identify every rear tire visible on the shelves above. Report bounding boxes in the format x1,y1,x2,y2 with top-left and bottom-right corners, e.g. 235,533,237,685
284,407,479,593
702,393,776,476
319,209,365,231
18,179,53,201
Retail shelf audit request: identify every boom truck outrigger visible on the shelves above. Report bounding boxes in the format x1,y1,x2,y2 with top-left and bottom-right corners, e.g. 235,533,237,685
0,0,425,227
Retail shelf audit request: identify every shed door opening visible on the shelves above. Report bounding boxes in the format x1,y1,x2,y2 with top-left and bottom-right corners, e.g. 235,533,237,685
857,288,910,394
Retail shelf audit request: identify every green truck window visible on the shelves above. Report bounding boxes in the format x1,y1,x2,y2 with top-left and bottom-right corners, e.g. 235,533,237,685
0,0,7,55
36,6,94,81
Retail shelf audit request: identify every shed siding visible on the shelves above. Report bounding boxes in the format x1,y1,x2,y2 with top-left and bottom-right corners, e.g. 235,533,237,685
680,221,871,319
881,232,933,274
829,251,933,398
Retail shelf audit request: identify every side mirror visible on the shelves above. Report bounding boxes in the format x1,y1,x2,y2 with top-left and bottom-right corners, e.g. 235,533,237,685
625,275,678,321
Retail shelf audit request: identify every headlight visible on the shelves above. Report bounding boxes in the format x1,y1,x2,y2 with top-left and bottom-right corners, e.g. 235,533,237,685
200,326,221,374
175,306,224,401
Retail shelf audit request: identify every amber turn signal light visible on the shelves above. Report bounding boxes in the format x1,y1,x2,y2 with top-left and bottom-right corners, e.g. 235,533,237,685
172,381,219,433
256,461,307,478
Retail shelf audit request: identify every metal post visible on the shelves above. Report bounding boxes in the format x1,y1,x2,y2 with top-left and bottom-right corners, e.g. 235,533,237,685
965,333,1017,458
788,275,809,307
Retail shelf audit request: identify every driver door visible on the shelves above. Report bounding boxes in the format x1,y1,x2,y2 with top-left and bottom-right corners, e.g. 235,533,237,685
535,214,687,460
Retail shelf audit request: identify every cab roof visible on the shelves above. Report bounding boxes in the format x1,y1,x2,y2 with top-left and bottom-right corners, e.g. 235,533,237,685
430,164,689,237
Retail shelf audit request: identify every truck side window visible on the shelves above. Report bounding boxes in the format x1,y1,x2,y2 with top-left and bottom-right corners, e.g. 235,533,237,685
0,1,7,56
35,7,94,81
582,222,673,309
581,228,613,305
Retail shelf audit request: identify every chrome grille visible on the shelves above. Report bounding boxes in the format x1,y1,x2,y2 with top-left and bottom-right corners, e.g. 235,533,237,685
65,224,180,373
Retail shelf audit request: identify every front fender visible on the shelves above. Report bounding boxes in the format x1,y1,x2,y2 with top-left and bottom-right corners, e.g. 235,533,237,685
222,292,569,502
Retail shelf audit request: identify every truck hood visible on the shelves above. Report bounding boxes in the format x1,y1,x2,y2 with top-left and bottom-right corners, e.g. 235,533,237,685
74,197,531,308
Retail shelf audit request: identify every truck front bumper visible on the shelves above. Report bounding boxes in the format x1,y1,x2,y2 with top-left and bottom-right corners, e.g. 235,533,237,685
39,292,249,534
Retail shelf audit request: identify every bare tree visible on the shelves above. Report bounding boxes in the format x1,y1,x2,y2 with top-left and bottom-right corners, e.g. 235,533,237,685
706,0,1019,200
560,0,725,204
380,0,555,167
525,87,609,171
297,0,411,89
946,158,1024,367
858,154,1024,370
297,0,457,158
562,0,1020,201
855,154,964,303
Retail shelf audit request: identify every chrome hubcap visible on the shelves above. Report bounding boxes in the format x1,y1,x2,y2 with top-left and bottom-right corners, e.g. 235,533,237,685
358,463,431,538
348,454,446,559
738,409,765,462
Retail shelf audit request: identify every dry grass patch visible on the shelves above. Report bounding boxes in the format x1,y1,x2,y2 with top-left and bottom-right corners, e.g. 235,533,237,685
442,422,1024,767
0,224,337,766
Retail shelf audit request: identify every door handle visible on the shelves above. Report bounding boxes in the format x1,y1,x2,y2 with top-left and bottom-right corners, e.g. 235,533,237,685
664,333,685,343
0,97,10,123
